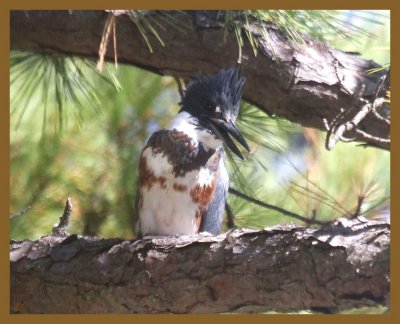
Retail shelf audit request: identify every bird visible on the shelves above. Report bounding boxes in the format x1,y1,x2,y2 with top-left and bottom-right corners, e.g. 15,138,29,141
135,67,250,237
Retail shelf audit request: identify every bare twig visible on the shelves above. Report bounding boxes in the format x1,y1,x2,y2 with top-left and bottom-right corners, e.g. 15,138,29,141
370,70,391,125
325,98,369,150
371,97,390,125
228,187,327,226
52,197,73,237
325,97,390,151
10,206,31,219
324,67,390,151
353,128,390,147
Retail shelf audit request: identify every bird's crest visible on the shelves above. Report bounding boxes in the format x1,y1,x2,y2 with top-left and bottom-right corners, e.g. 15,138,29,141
181,66,245,118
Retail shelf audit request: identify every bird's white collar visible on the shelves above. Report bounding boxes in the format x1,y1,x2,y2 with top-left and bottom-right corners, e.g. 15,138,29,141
168,112,222,151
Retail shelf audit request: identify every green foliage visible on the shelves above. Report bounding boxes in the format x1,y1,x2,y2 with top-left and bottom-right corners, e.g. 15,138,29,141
223,10,387,61
10,52,113,133
10,61,179,239
125,10,192,53
332,11,390,65
230,138,389,229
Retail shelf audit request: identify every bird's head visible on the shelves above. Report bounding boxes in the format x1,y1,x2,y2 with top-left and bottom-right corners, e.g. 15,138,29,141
180,67,250,159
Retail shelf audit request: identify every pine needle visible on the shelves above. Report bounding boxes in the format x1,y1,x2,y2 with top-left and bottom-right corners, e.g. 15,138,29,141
97,13,116,72
10,51,118,134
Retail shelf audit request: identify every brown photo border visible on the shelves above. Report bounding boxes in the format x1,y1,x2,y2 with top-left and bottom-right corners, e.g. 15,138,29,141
1,0,397,323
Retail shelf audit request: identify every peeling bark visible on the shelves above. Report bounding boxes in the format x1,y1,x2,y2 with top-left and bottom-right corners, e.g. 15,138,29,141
10,10,390,149
10,217,390,314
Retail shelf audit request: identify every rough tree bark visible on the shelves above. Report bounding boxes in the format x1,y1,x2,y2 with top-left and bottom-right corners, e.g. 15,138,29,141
10,10,390,150
10,217,389,314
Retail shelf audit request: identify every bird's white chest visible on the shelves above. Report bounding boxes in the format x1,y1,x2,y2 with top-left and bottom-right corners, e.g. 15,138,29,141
138,147,219,236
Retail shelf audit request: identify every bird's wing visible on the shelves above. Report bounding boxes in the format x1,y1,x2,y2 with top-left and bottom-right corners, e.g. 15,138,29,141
198,148,228,235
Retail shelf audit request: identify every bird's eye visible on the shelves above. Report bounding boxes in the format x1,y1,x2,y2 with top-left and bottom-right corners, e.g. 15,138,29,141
205,102,222,115
206,103,214,111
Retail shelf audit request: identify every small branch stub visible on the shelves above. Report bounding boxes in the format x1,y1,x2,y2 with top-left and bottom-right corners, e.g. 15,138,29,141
52,197,72,237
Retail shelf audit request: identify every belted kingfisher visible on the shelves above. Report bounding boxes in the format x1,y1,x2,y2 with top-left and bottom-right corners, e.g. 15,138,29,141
136,67,250,237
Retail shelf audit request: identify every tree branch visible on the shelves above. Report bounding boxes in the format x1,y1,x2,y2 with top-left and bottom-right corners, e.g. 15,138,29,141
10,217,389,313
10,10,390,149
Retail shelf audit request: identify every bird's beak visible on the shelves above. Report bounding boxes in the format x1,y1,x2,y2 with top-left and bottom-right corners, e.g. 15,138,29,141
207,117,250,160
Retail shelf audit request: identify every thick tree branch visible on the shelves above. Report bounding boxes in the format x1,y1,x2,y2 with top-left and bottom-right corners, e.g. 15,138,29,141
10,217,389,313
10,10,390,150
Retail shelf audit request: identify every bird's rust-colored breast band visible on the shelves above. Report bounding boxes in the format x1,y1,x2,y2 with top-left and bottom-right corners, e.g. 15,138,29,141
138,154,167,190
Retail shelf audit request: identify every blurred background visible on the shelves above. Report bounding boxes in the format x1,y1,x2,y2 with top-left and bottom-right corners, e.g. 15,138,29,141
10,10,390,240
